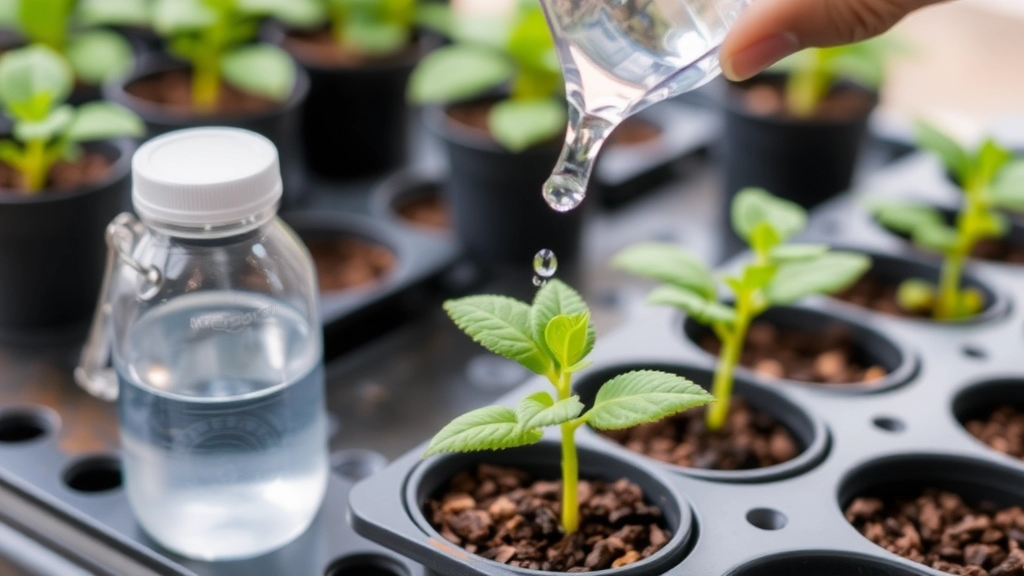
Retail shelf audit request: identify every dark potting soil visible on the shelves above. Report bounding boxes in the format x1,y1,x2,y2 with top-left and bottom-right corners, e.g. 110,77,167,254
305,237,395,293
600,396,799,470
397,188,450,231
741,81,874,121
427,464,671,572
126,70,276,116
0,152,110,193
846,489,1024,575
971,238,1024,265
698,323,888,385
283,29,416,67
965,405,1024,460
834,273,935,318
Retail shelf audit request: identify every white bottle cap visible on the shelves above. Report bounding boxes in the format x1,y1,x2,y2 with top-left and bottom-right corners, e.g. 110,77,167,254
132,127,282,228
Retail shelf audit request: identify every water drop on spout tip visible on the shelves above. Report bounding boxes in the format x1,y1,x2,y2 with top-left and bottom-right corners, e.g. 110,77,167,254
543,174,586,213
533,249,558,279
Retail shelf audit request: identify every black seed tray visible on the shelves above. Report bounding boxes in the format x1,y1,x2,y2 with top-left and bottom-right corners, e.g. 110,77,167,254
350,152,1024,576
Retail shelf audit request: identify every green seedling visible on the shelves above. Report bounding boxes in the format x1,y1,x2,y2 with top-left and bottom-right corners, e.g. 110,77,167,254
426,279,713,533
770,37,898,118
613,189,870,430
0,0,145,85
873,122,1024,320
152,0,305,111
283,0,429,57
0,45,143,193
407,0,564,152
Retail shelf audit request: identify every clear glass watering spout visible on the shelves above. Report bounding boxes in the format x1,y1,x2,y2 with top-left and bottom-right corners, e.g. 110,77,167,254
539,0,752,211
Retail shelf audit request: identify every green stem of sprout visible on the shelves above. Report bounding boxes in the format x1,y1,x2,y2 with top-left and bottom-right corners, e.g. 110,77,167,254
935,178,986,320
553,370,580,534
21,139,49,193
191,8,231,110
707,291,753,430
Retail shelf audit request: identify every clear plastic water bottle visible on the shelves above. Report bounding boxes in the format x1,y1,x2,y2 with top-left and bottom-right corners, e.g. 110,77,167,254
76,127,327,561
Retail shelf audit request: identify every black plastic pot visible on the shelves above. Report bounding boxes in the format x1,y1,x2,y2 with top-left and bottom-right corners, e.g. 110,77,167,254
369,168,451,237
425,106,585,274
0,139,133,342
266,24,432,180
103,53,310,207
683,305,916,394
352,440,693,576
574,363,828,483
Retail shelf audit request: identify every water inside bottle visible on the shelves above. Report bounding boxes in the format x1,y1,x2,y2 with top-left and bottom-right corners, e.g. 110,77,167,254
116,291,327,561
540,0,751,211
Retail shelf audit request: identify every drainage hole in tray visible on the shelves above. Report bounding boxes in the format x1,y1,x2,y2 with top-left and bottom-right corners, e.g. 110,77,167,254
746,508,787,530
872,416,906,433
962,345,987,360
0,410,51,443
331,448,388,482
63,455,122,493
325,554,408,576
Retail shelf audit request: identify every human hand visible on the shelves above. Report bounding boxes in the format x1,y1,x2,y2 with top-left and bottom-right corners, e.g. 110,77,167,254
720,0,946,81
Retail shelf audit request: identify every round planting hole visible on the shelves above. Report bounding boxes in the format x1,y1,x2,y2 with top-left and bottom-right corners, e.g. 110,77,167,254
962,345,987,360
0,411,50,443
746,508,787,530
63,456,122,493
873,416,906,433
325,554,408,576
330,449,388,482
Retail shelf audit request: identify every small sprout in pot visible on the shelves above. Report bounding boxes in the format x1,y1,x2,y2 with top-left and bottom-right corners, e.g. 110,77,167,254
613,188,870,430
151,0,301,111
0,0,142,85
406,1,565,152
873,123,1024,320
0,45,143,193
425,279,712,560
280,0,435,59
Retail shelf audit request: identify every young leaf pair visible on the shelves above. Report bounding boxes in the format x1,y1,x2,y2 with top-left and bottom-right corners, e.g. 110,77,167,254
427,280,713,534
0,45,143,193
152,0,302,110
873,122,1024,320
0,0,143,86
614,189,870,430
281,0,429,57
407,0,564,152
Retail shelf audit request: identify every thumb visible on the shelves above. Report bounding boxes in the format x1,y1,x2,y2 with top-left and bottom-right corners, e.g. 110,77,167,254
719,0,941,81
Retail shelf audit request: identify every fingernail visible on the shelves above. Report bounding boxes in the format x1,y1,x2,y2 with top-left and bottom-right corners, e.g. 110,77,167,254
723,33,800,81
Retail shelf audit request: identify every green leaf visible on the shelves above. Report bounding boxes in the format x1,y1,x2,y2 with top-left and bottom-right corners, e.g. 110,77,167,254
341,20,408,55
913,121,970,184
65,102,144,142
896,278,935,313
488,98,565,152
544,313,590,369
872,201,944,234
424,405,542,456
972,210,1008,239
239,0,324,23
0,45,73,121
67,30,135,85
76,0,151,27
911,222,958,252
768,244,829,262
991,161,1024,211
515,392,584,430
20,0,73,48
764,252,871,304
14,104,72,141
530,279,594,365
152,0,213,35
407,44,512,104
954,288,985,318
0,0,17,29
732,188,807,246
0,140,22,167
444,295,553,376
611,243,716,299
416,2,452,37
587,370,714,430
222,44,296,102
647,285,737,325
973,138,1013,190
737,261,778,290
749,221,783,254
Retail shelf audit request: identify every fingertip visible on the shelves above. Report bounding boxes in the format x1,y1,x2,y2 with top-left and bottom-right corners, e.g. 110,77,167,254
721,32,800,82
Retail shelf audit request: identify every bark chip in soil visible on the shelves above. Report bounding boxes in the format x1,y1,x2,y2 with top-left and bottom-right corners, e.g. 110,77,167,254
966,405,1024,460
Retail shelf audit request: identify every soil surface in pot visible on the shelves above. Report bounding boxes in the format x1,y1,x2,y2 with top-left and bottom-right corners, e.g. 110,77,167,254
971,238,1024,265
397,186,450,231
304,237,395,292
127,70,276,116
698,323,888,385
965,405,1024,460
0,153,110,193
834,273,938,319
846,489,1024,575
739,80,874,121
283,28,418,67
600,396,799,470
427,464,671,571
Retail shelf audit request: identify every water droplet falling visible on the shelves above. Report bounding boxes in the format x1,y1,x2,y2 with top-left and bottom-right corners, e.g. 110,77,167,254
533,249,558,278
532,275,546,287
